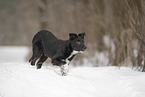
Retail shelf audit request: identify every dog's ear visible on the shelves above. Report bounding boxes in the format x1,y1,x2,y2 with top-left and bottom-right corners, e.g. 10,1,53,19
78,32,86,39
69,33,77,40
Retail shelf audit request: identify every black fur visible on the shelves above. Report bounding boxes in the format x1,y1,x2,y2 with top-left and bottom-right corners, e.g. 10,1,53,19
29,30,86,69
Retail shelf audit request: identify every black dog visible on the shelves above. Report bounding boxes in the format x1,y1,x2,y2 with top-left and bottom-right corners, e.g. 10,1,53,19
29,30,86,75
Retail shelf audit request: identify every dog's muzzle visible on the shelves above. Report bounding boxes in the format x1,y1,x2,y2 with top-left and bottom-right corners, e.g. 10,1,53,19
83,47,87,51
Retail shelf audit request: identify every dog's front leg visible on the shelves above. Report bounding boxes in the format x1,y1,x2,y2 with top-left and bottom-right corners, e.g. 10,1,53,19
61,60,70,76
52,59,69,76
51,52,66,65
52,53,69,76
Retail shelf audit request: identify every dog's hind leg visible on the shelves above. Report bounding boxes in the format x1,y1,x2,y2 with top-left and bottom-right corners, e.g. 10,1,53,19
29,41,43,66
30,53,42,66
30,58,37,66
36,54,48,69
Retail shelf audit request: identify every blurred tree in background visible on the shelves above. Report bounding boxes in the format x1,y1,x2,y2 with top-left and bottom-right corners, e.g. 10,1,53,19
0,0,145,70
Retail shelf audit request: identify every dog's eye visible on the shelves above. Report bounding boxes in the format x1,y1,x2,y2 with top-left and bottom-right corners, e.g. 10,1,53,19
76,41,81,45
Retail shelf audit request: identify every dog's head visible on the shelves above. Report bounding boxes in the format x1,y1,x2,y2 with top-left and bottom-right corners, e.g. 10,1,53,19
69,32,87,52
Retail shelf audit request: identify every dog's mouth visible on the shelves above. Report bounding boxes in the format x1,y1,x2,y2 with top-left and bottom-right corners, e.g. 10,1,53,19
83,47,87,51
74,48,86,53
73,46,87,52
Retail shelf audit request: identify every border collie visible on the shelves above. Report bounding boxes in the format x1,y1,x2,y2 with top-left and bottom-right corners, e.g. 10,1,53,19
29,30,86,76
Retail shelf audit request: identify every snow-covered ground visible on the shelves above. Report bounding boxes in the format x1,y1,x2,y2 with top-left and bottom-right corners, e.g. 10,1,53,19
0,46,145,97
0,46,29,63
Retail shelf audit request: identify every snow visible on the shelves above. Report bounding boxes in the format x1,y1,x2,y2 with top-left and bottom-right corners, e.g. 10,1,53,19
0,46,145,97
0,46,29,63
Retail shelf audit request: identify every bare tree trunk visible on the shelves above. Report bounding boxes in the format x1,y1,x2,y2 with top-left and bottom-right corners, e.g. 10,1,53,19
38,0,48,29
125,0,145,71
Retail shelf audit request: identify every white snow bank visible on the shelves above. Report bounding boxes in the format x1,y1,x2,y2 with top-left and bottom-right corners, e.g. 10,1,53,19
0,46,29,63
0,63,145,97
0,46,145,97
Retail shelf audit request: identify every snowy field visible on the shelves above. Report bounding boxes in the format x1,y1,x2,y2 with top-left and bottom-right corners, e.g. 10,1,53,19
0,46,29,63
0,46,145,97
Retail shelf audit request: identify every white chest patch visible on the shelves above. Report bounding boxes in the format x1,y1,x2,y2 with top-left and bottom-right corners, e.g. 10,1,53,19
67,50,84,59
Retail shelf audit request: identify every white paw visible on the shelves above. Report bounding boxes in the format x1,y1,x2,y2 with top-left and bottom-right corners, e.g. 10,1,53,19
61,64,69,76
